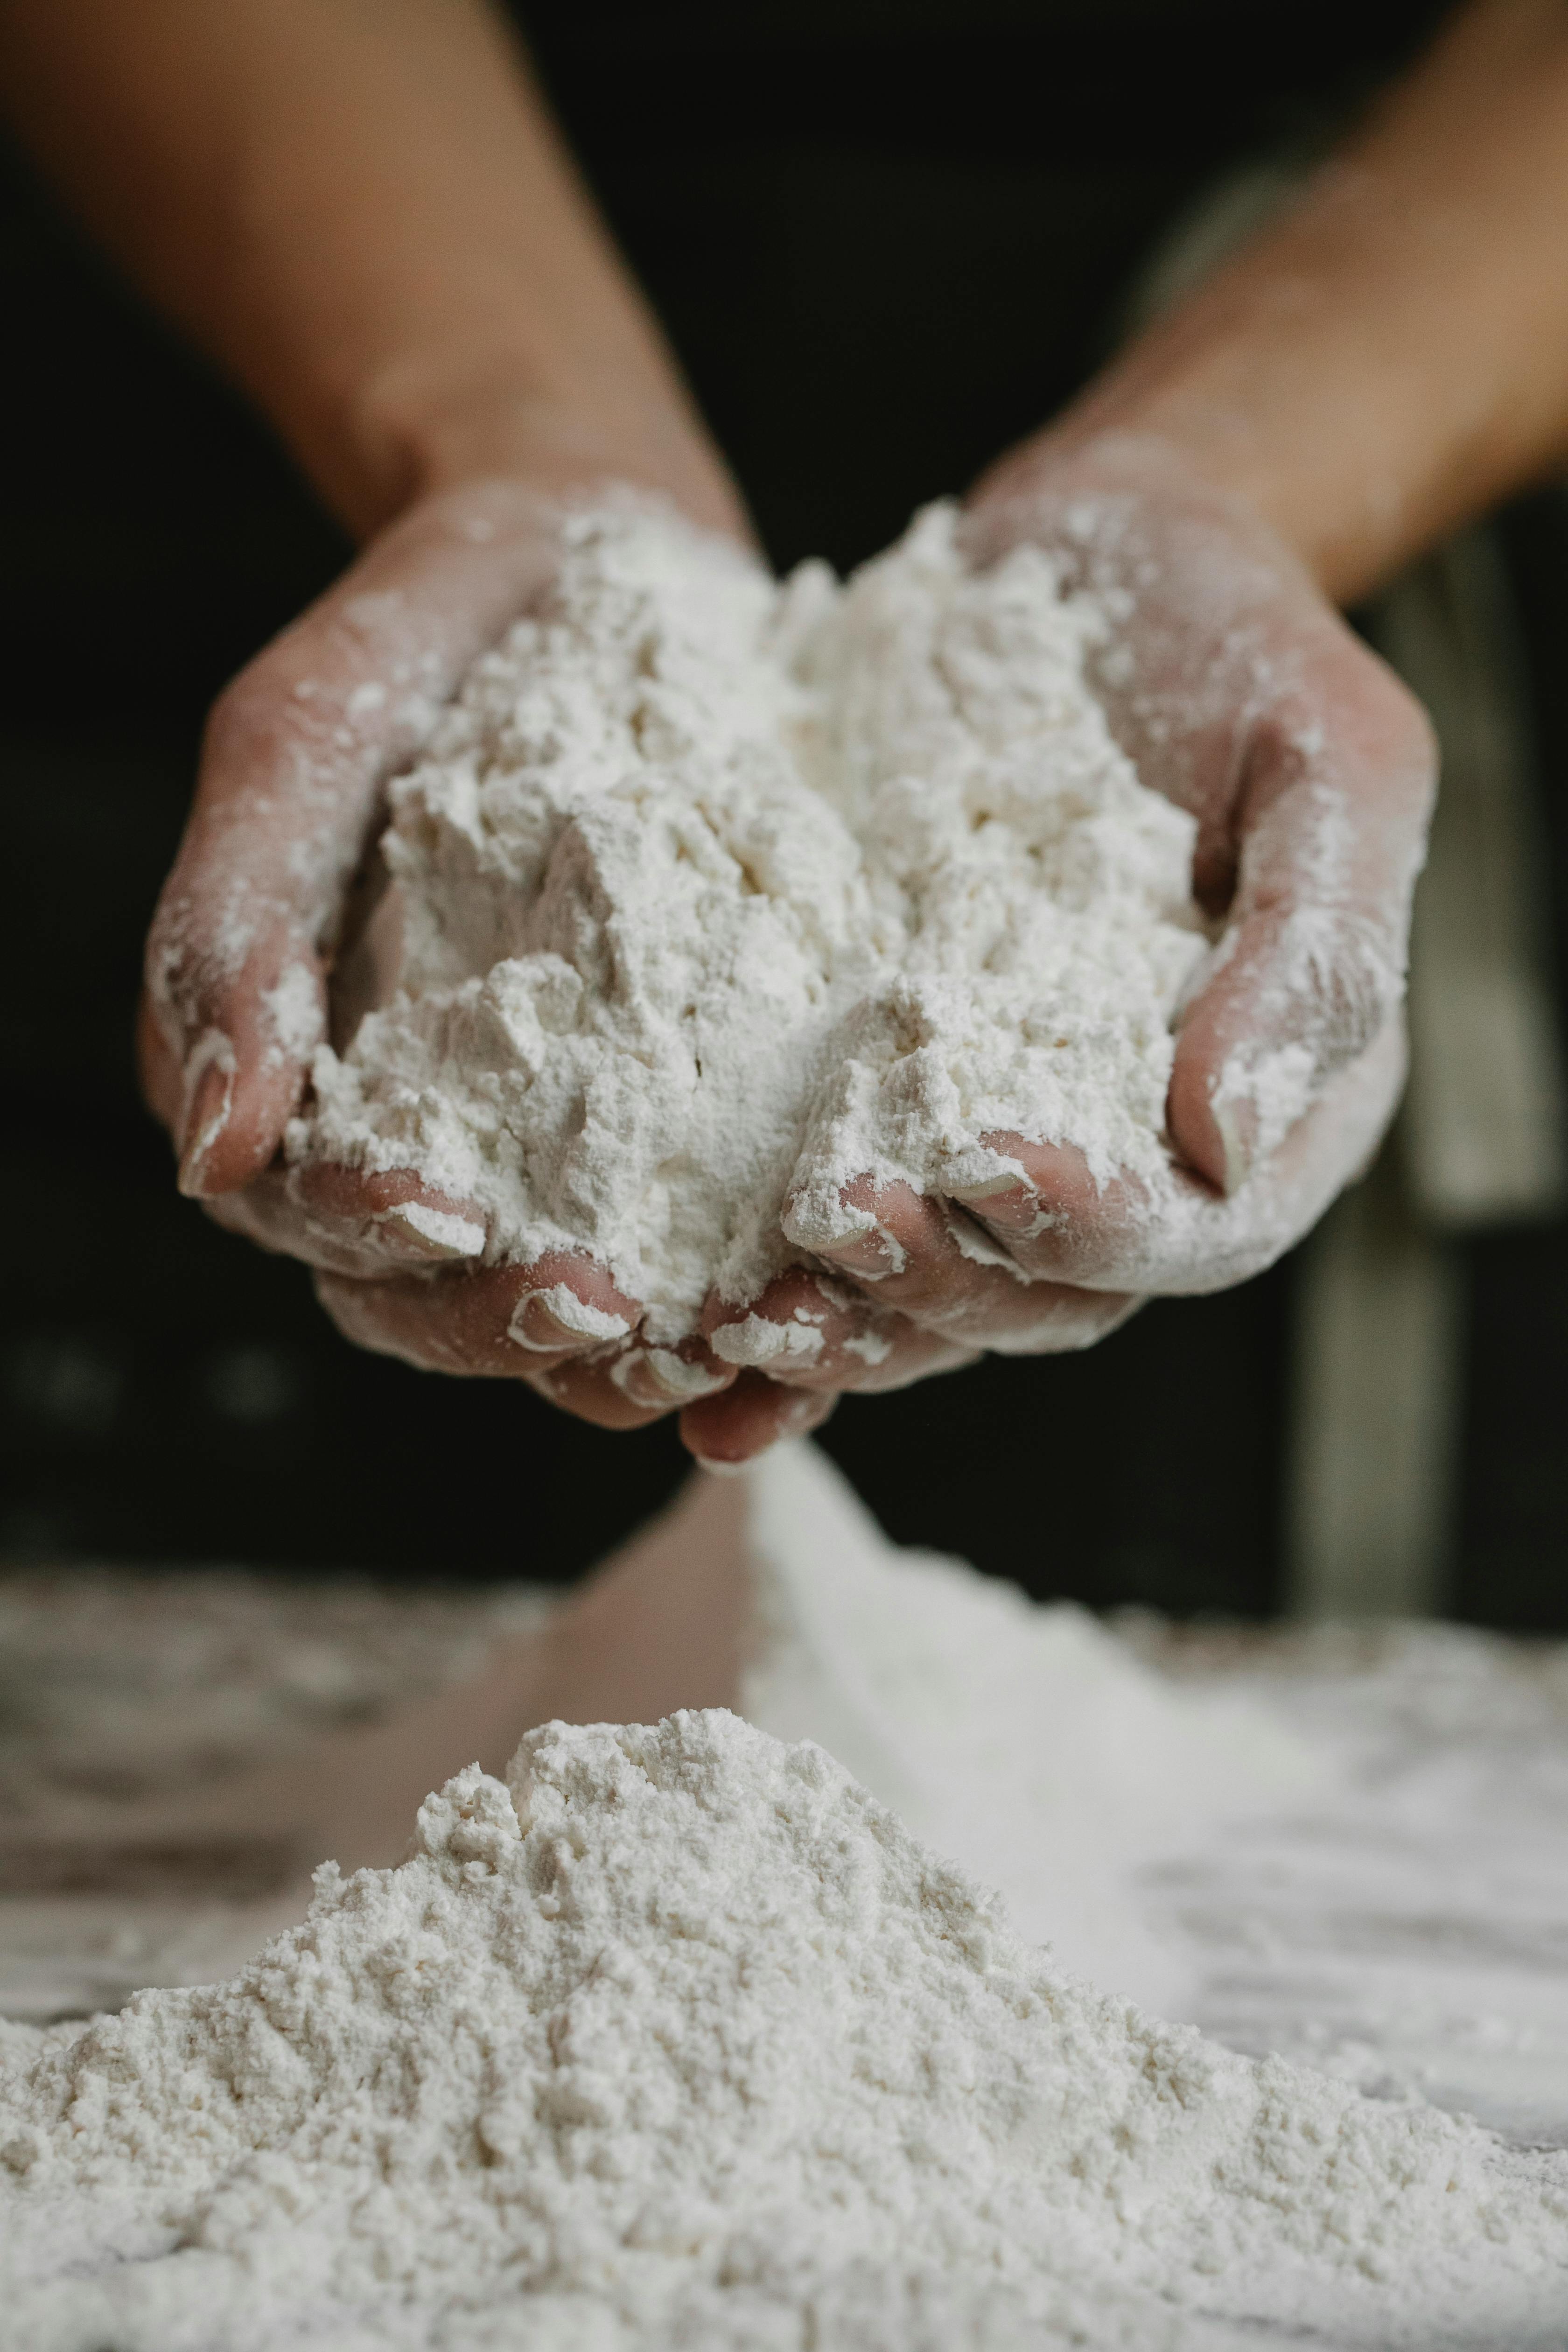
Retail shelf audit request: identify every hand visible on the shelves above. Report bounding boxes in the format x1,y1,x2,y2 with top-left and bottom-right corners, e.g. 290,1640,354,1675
145,436,1433,1473
697,433,1435,1461
140,471,785,1448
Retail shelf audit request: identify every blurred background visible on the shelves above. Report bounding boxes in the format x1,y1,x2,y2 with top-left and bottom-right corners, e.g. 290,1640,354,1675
4,0,1567,1622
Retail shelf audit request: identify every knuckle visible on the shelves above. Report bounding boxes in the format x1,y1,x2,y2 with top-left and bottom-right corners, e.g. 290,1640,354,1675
201,654,345,794
1289,907,1403,1074
142,900,185,1014
1365,653,1440,806
142,882,245,1042
201,675,277,772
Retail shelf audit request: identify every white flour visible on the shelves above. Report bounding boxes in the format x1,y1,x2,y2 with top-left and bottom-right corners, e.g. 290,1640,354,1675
296,502,1207,1341
5,1449,1568,2347
739,1443,1313,2013
3,1703,1567,2351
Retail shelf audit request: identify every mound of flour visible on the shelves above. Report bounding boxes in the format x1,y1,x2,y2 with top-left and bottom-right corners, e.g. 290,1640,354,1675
3,1707,1567,2352
297,502,1207,1342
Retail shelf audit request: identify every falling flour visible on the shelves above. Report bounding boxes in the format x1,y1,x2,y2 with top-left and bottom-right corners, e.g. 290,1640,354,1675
295,501,1209,1343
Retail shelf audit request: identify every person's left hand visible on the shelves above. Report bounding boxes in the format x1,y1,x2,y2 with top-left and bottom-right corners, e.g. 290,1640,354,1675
680,433,1434,1464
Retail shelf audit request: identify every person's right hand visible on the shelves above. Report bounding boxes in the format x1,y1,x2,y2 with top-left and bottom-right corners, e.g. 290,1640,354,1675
140,474,775,1442
142,459,973,1462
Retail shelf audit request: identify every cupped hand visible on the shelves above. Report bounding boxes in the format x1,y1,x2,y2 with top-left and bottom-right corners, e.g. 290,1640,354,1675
140,461,1075,1467
140,473,766,1446
145,436,1434,1473
696,432,1435,1462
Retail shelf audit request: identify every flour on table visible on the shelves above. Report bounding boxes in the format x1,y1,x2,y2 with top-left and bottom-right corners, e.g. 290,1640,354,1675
295,501,1207,1344
7,1447,1568,2347
4,1704,1567,2351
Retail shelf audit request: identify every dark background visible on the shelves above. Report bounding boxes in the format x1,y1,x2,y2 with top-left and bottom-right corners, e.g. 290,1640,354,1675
4,0,1565,1622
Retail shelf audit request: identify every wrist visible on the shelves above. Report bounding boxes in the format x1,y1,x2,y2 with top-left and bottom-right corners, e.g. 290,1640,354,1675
970,420,1311,584
313,341,751,548
1034,377,1384,604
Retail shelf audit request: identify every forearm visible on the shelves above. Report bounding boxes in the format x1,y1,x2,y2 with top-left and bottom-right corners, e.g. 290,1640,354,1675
996,0,1568,604
0,0,740,539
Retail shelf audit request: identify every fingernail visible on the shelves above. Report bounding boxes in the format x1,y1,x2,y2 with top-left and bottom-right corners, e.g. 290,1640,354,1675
508,1285,630,1352
815,1223,906,1280
780,1190,909,1274
950,1180,1038,1234
611,1348,729,1405
1208,1040,1320,1191
949,1170,1023,1202
375,1202,486,1261
176,1032,237,1197
945,1210,1024,1275
1213,1053,1260,1195
1210,1092,1256,1195
687,1388,834,1474
709,1314,826,1369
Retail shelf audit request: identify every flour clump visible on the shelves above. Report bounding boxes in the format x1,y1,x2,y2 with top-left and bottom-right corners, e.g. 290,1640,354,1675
296,502,1207,1344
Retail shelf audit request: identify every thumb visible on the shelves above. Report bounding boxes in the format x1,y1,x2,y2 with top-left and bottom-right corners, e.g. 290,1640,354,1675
1168,633,1435,1193
143,481,561,1197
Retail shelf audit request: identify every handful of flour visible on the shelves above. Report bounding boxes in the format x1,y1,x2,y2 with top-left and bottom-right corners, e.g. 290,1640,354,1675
294,503,1209,1345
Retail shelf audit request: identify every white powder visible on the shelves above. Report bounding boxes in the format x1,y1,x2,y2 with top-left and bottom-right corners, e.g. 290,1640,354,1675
4,1703,1568,2350
259,960,325,1071
6,1449,1568,2345
739,1443,1316,2013
296,502,1207,1341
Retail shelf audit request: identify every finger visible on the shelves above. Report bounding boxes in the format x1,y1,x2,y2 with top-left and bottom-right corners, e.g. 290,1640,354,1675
794,1175,1141,1352
314,1274,672,1429
312,1250,642,1379
137,991,182,1134
1168,632,1435,1192
603,1341,736,1412
679,1371,839,1470
701,1267,975,1393
186,1158,495,1277
143,481,565,1198
519,1351,672,1433
955,1021,1404,1295
946,1138,1129,1288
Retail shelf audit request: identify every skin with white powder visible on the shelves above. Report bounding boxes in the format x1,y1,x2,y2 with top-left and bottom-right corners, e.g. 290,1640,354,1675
294,501,1210,1349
